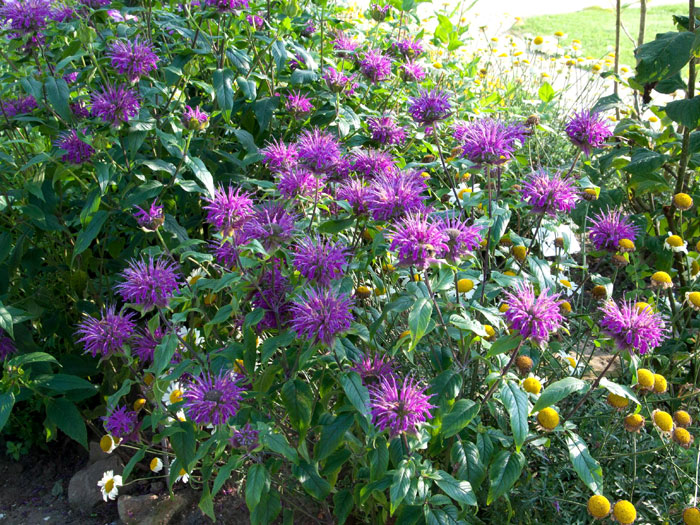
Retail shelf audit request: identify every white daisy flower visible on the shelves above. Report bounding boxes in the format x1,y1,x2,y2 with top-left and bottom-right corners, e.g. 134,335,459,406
558,352,584,375
175,467,189,484
99,434,119,454
149,457,163,473
97,470,122,502
162,381,185,406
521,374,546,395
664,233,688,253
558,278,575,296
187,268,205,286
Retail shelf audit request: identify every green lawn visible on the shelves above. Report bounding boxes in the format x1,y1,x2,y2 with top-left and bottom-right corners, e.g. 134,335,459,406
512,3,686,66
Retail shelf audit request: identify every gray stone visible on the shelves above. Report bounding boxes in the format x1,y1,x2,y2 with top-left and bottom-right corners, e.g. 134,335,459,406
118,491,197,525
67,455,124,513
88,441,110,465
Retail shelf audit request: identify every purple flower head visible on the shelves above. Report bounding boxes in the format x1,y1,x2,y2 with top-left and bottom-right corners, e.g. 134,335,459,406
289,287,353,347
408,89,451,125
332,32,359,58
454,118,527,166
241,203,297,251
351,148,396,178
323,67,353,93
276,168,325,199
54,129,94,164
251,260,292,329
388,213,449,268
71,101,90,119
184,371,244,426
351,353,395,384
210,238,238,268
103,406,138,440
599,300,668,355
301,20,315,36
107,39,159,82
106,8,138,21
285,91,313,117
79,0,111,8
391,37,423,60
76,305,136,358
91,84,140,126
205,0,248,11
0,330,17,361
0,0,50,37
503,282,563,344
289,54,305,71
202,186,254,235
293,236,349,286
133,200,164,231
1,95,37,118
337,178,370,215
368,170,427,221
368,375,435,436
565,110,613,156
399,61,425,82
230,423,259,450
296,128,340,173
369,3,390,21
50,4,74,21
116,257,181,310
588,208,639,252
131,325,166,363
260,138,299,173
63,71,79,83
521,169,579,216
439,215,483,261
182,105,208,131
360,49,392,83
246,14,264,30
368,115,406,146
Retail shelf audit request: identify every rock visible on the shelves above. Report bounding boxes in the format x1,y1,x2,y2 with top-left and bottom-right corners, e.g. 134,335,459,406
67,456,124,513
118,491,197,525
88,441,110,465
150,481,164,494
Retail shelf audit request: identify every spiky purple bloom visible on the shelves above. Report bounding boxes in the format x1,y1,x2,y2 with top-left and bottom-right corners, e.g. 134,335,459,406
351,149,396,178
202,186,254,235
0,330,17,361
399,61,425,82
106,8,138,21
391,37,423,60
367,170,427,221
131,326,166,363
205,0,248,11
368,375,435,436
351,354,395,384
388,213,449,268
71,101,90,119
1,95,37,118
103,406,138,440
293,236,349,286
285,91,313,117
133,200,164,230
63,71,79,83
79,0,111,8
408,89,451,125
503,282,563,344
337,178,370,214
359,49,392,83
288,54,305,71
251,260,292,329
454,118,527,166
76,305,136,358
276,168,325,199
369,3,390,21
439,216,483,261
289,287,353,347
260,138,299,173
0,0,50,37
368,115,406,145
323,67,353,93
599,300,668,354
332,32,359,58
116,257,181,309
182,105,208,131
301,20,315,36
50,4,74,21
588,208,639,252
241,203,297,251
183,372,244,426
565,110,613,156
230,423,259,450
521,169,580,216
296,128,341,173
210,238,238,268
54,129,94,164
90,84,140,126
246,14,263,29
107,39,159,82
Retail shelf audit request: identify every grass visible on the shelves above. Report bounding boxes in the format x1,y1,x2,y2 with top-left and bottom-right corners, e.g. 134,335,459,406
512,3,687,66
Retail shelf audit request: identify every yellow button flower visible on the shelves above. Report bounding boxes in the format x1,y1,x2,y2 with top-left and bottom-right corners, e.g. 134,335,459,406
613,500,636,524
457,278,474,293
587,495,611,518
516,355,533,374
652,409,673,432
537,407,559,431
650,271,673,289
674,192,693,211
652,374,667,394
533,36,544,45
674,410,692,428
683,507,700,525
607,393,629,409
623,413,645,433
523,377,542,395
636,368,655,390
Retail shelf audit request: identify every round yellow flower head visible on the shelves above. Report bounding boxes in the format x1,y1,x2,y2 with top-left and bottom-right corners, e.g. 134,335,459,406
674,193,693,211
612,254,629,268
559,301,572,315
607,393,629,409
432,62,443,69
636,368,655,390
512,245,527,262
355,285,372,299
592,64,602,72
672,427,694,448
457,278,474,293
484,325,497,341
649,115,659,122
613,500,636,524
623,413,645,433
650,271,673,289
523,377,542,395
537,407,559,431
683,507,700,525
100,434,117,453
587,495,611,518
591,285,607,300
457,188,472,200
652,374,667,394
686,292,700,311
583,187,599,201
144,373,155,386
652,409,673,432
133,398,146,411
634,302,651,313
554,30,564,37
618,238,636,253
515,355,534,375
665,235,684,249
533,36,544,45
499,303,510,313
674,410,692,428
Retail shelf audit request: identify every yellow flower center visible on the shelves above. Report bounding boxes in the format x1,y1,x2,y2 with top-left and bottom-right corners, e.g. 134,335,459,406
683,507,700,525
687,292,700,308
537,408,559,430
667,235,684,248
588,495,611,518
533,36,544,45
559,279,572,288
144,373,155,386
457,278,474,293
674,192,693,210
499,303,510,312
523,377,542,395
374,287,386,296
637,368,655,389
559,301,572,314
674,427,692,445
179,468,187,476
652,374,667,393
653,410,673,432
607,393,629,408
675,410,692,427
133,398,146,411
554,30,564,36
624,414,644,432
150,458,161,471
100,435,114,453
635,302,651,313
169,389,183,404
565,356,577,368
484,325,496,338
512,245,527,261
613,500,636,524
104,479,114,493
457,188,472,199
651,271,672,284
618,238,635,251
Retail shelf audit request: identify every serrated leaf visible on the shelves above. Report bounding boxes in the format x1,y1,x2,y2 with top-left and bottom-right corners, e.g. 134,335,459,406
487,450,525,504
246,464,270,512
500,381,529,451
441,399,479,438
435,470,476,506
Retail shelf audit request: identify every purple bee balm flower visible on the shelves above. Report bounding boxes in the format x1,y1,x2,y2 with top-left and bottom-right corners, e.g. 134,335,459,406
133,200,164,230
205,0,247,11
76,305,136,358
323,67,353,93
107,39,158,82
210,238,238,268
368,170,427,221
246,14,263,30
399,61,425,82
202,186,254,235
71,101,90,119
116,257,181,310
241,203,297,251
260,138,299,173
183,371,245,426
454,118,528,166
293,236,349,286
368,115,406,146
332,32,359,58
599,300,668,355
351,148,396,178
50,4,74,21
276,168,325,199
55,129,94,164
1,95,37,118
301,20,315,36
285,91,313,117
360,49,392,84
91,84,140,126
289,54,305,71
337,178,370,215
521,169,580,216
251,260,292,329
230,422,259,450
63,71,79,83
0,0,50,37
103,406,138,440
182,105,208,131
388,213,449,268
296,128,341,173
106,8,138,21
368,375,435,436
565,110,613,156
289,287,354,347
391,37,423,60
351,353,395,384
79,0,111,7
503,282,563,344
0,330,17,361
131,326,166,363
439,215,483,261
588,208,639,252
408,89,451,125
369,3,390,21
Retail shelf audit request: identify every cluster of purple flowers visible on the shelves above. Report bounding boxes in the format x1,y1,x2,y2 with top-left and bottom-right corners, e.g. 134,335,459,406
521,170,580,216
454,118,528,166
107,39,159,82
565,110,613,156
1,96,37,118
323,67,354,94
133,201,165,231
388,213,449,268
368,375,435,436
230,423,259,450
408,89,451,125
103,406,139,440
503,282,564,344
0,0,51,41
0,330,17,361
368,115,406,145
54,129,94,164
588,208,639,252
116,257,181,310
76,306,136,358
599,300,668,354
251,260,292,330
91,84,140,126
391,37,423,60
183,372,245,426
359,49,392,84
289,287,353,347
293,236,349,286
202,186,254,235
131,326,167,362
367,170,427,221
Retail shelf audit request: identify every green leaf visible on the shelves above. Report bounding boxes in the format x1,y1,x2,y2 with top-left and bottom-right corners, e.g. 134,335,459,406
150,333,178,376
591,93,623,114
0,305,13,338
72,210,108,262
199,485,215,521
532,377,586,413
260,428,299,463
665,96,700,128
333,489,353,525
451,440,486,490
487,450,525,504
600,377,640,406
45,77,71,122
213,455,241,497
292,460,331,500
40,374,98,395
566,432,604,494
441,399,479,438
246,464,270,512
122,447,146,481
369,435,389,482
316,412,354,460
486,334,521,358
8,352,59,367
340,371,371,420
206,304,233,327
236,76,257,101
390,461,412,514
634,31,694,84
47,398,87,449
280,379,313,435
408,297,432,350
170,421,196,470
0,392,15,433
623,148,669,177
185,156,215,197
500,381,529,451
250,489,281,525
213,68,235,112
435,470,476,506
538,82,555,103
